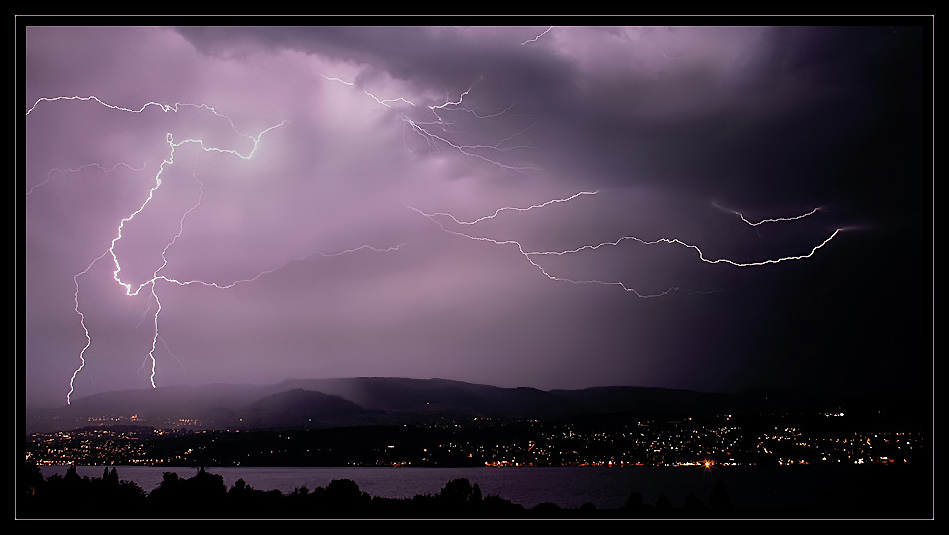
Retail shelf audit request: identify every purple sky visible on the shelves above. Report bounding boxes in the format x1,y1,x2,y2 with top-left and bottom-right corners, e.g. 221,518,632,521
20,21,932,408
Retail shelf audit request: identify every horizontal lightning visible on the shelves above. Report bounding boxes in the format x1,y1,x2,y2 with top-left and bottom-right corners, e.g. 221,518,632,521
27,96,273,140
156,243,404,290
26,161,148,196
406,202,680,299
423,190,598,225
525,229,843,267
713,202,823,227
410,193,843,297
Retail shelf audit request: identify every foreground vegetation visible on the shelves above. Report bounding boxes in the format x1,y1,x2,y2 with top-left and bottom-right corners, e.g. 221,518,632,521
18,462,929,519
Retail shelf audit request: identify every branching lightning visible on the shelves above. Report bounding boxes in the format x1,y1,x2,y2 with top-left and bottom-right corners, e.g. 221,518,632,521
320,73,843,296
106,120,289,299
410,193,842,297
402,117,541,172
321,73,539,172
31,77,844,405
406,201,681,299
28,95,401,404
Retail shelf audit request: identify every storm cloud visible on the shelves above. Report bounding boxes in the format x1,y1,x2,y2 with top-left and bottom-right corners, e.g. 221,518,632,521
21,21,932,408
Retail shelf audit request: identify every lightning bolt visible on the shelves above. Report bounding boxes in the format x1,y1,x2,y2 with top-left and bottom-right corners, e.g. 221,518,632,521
409,193,843,297
320,73,539,172
106,120,288,299
402,117,541,172
421,190,599,226
317,72,843,296
67,251,112,405
713,202,823,227
43,95,285,402
26,95,273,140
525,228,843,267
28,95,402,404
154,243,404,291
521,26,554,45
26,161,148,196
406,199,681,299
31,75,844,404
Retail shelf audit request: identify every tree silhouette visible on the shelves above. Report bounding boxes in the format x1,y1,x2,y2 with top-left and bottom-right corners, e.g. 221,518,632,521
621,491,654,517
311,478,371,516
148,467,227,517
709,479,732,512
439,478,483,508
655,493,674,516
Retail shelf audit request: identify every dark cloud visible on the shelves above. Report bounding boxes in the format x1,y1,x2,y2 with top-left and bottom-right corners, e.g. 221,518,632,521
22,21,932,409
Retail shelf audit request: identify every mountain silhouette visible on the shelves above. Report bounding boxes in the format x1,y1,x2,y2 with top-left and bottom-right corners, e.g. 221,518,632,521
26,376,925,434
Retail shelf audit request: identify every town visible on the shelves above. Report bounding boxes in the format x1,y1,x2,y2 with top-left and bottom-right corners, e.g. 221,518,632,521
25,410,925,469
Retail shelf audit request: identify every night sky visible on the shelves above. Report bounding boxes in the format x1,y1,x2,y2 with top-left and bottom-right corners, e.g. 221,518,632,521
19,20,932,409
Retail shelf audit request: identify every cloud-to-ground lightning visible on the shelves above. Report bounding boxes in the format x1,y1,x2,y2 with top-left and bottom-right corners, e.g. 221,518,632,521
67,250,112,406
43,95,285,402
30,78,847,405
28,95,404,404
22,24,928,423
34,73,537,404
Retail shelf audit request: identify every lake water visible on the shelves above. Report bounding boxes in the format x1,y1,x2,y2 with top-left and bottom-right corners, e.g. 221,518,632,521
38,464,906,511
